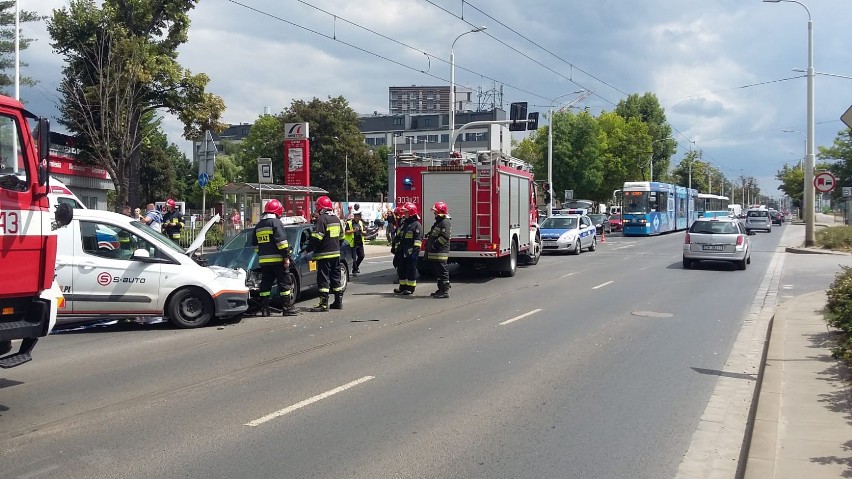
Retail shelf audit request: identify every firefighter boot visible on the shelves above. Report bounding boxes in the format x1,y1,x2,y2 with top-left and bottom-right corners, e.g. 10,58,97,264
433,281,450,299
393,284,405,294
309,293,329,312
330,292,343,310
402,285,414,296
260,297,271,317
282,294,298,316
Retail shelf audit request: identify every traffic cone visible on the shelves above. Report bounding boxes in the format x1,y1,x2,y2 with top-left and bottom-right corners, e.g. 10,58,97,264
601,228,607,243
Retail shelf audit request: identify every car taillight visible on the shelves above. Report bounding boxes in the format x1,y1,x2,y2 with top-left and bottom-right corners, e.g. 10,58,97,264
684,233,691,244
736,235,744,246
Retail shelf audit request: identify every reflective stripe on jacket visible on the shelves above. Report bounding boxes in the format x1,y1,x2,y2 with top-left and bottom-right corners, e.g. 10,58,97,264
252,214,290,264
309,212,343,260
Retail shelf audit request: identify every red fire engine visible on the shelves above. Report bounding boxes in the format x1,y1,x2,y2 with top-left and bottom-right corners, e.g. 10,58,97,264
396,150,542,277
0,94,70,368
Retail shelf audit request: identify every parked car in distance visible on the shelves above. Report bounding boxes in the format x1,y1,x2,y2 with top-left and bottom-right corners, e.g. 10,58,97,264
588,213,611,235
54,210,249,328
540,214,598,255
744,208,772,233
608,214,623,232
683,216,754,270
205,218,351,312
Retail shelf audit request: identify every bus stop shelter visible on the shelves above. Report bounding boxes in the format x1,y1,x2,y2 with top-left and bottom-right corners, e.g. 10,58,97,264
220,182,328,236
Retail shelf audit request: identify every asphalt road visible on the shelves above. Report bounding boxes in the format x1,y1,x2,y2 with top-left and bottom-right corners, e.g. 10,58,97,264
1,228,788,478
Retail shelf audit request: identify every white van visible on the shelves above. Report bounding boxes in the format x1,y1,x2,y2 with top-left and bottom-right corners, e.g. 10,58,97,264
48,177,87,211
728,204,742,217
54,209,249,328
609,205,621,216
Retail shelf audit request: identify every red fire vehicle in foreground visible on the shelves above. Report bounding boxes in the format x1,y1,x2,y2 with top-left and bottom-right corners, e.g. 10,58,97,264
0,94,70,368
396,150,542,277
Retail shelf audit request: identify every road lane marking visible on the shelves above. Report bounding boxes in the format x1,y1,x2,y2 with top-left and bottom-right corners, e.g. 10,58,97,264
559,272,576,278
500,308,542,326
592,280,614,290
245,376,375,427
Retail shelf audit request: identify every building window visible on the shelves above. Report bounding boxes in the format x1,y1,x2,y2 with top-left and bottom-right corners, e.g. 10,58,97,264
393,117,404,125
427,135,439,143
441,134,449,143
417,135,427,142
424,118,432,127
375,137,386,146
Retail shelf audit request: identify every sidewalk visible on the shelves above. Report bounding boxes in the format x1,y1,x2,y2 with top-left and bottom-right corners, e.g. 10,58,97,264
743,216,852,478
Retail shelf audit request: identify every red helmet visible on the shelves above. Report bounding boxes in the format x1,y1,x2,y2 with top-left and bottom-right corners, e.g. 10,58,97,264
393,205,404,217
315,195,333,211
264,199,284,216
402,202,419,217
166,198,176,208
431,201,448,215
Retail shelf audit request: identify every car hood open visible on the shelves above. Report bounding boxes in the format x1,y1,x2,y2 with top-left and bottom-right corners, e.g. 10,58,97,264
185,213,221,256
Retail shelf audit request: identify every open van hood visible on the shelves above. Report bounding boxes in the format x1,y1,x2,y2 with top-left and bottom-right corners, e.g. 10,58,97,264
185,213,221,256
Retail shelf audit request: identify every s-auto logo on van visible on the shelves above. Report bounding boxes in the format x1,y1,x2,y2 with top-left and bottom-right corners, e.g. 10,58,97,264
97,272,112,286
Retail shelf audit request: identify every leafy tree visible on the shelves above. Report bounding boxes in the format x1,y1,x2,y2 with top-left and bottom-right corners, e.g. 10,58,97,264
597,112,650,199
536,109,606,203
614,93,675,181
233,114,285,184
821,128,852,203
775,163,804,208
47,0,225,211
0,2,40,95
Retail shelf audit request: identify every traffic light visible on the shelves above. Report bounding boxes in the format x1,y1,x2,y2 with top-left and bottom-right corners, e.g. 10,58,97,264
543,183,551,204
527,112,539,130
509,102,528,131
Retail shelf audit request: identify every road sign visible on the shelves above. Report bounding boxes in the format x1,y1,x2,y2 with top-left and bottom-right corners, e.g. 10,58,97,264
564,189,574,201
198,172,209,188
814,171,837,193
199,130,217,179
842,104,852,129
257,157,273,184
843,186,851,198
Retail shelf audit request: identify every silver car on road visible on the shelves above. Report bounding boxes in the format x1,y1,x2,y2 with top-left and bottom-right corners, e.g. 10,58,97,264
683,216,754,270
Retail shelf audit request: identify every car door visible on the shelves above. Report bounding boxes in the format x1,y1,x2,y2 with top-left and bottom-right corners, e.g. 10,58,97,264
294,226,318,290
69,220,163,315
54,219,79,314
580,216,594,247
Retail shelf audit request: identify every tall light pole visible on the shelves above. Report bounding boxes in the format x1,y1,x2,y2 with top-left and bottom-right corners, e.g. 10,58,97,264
546,90,588,217
449,26,486,155
764,0,815,245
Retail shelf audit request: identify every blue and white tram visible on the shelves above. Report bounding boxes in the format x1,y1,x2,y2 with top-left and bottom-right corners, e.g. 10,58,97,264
622,181,697,236
696,193,730,218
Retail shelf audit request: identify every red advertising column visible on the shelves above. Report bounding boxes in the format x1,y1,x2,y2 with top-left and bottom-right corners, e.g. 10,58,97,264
283,122,311,214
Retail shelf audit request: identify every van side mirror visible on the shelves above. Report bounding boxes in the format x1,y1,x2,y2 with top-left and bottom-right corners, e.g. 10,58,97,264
53,203,73,229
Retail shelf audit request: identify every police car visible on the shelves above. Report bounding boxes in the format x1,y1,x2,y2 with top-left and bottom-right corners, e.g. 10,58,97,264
54,209,249,328
539,212,598,254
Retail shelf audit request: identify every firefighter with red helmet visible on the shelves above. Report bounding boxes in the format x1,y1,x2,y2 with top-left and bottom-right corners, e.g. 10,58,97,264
306,195,345,311
162,198,185,242
252,199,297,316
390,205,405,284
426,201,452,298
394,202,422,295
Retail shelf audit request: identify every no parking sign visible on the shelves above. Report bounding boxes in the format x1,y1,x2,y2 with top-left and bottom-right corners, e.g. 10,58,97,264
814,171,836,193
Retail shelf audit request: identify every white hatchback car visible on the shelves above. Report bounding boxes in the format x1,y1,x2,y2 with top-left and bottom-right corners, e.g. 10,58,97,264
683,216,754,270
54,209,249,328
539,214,598,254
744,209,772,233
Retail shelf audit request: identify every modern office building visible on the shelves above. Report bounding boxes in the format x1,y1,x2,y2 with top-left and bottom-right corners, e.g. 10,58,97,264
388,85,474,115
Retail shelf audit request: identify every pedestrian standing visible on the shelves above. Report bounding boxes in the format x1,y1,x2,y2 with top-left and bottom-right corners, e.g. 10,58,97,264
385,206,398,243
162,198,185,242
306,196,345,311
345,210,366,276
252,199,297,316
426,201,452,298
121,204,133,217
393,202,422,295
142,203,163,232
231,208,242,233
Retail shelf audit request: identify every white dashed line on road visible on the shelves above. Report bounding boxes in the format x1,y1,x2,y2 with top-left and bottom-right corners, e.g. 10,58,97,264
592,280,614,290
500,309,542,326
245,376,375,427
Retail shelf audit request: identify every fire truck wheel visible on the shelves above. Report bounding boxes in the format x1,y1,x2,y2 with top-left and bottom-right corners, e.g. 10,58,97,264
168,287,214,328
521,232,542,265
498,239,518,277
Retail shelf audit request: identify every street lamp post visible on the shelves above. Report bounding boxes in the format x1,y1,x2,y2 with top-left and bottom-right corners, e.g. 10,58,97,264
764,0,815,245
449,26,486,155
546,91,587,217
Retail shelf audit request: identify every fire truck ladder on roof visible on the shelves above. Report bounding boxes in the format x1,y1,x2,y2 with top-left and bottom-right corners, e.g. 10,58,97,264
475,160,494,241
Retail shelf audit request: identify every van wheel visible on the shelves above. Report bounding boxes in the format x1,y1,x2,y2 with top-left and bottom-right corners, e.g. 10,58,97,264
168,287,214,328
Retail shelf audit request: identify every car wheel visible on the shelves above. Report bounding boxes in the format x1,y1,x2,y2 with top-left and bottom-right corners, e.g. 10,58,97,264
570,239,581,255
338,262,349,291
683,258,693,269
588,236,597,251
747,255,751,265
168,287,214,328
737,258,747,270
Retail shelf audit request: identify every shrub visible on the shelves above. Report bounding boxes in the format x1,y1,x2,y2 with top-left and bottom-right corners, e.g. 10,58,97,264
815,226,852,252
825,265,852,362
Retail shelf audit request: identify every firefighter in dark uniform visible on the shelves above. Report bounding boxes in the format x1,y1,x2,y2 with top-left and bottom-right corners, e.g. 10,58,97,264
393,202,422,295
306,195,345,311
390,205,405,284
162,198,185,242
252,199,297,316
426,201,452,298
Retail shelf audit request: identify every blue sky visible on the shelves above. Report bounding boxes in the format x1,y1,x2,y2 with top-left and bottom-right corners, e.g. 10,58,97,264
23,0,852,196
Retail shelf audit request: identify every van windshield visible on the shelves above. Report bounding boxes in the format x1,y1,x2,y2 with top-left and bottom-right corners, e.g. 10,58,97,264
135,221,186,254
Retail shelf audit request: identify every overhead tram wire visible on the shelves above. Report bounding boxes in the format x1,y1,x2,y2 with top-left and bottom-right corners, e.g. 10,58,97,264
422,0,617,108
226,0,552,103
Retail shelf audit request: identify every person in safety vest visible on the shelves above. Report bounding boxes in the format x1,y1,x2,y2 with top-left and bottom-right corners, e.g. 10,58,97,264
252,199,298,316
162,198,185,242
389,205,405,284
426,201,452,298
306,195,345,311
345,210,366,276
393,202,422,295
